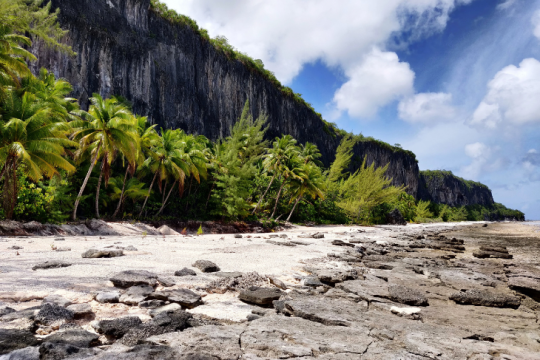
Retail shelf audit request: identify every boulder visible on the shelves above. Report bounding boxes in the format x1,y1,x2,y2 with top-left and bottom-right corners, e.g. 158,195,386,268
0,307,16,317
43,329,99,348
31,261,72,271
120,310,192,346
174,268,197,277
93,316,142,338
42,295,72,308
192,260,220,273
81,248,124,258
85,219,118,236
110,270,158,288
149,289,202,309
0,329,39,355
0,346,39,360
119,286,154,306
66,304,93,317
388,285,429,306
450,289,521,309
95,291,120,304
234,234,242,238
386,208,407,225
157,225,179,236
34,303,74,325
38,342,98,360
157,277,175,287
473,251,512,259
238,287,284,305
331,240,355,247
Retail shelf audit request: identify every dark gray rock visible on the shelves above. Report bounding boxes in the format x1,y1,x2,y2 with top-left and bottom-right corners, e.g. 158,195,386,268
157,277,175,287
450,289,521,309
138,300,166,309
43,329,99,348
473,251,513,259
0,307,40,322
119,285,154,305
508,276,540,302
65,304,93,317
386,209,406,225
192,260,220,273
95,291,120,304
38,342,98,360
174,268,197,277
302,276,324,287
42,295,72,308
82,248,124,258
85,344,180,359
331,240,355,247
148,304,181,318
0,329,39,355
316,269,358,284
120,310,192,346
0,307,16,317
150,289,202,309
246,314,261,321
239,287,284,305
7,246,22,250
312,233,325,239
124,245,138,251
0,346,39,360
32,261,72,271
94,316,143,338
34,303,74,325
388,285,429,306
234,234,242,238
110,270,158,288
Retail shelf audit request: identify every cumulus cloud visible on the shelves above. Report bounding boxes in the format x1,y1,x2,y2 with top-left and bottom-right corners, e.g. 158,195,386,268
460,142,506,180
532,10,540,39
164,0,473,118
398,92,456,123
470,58,540,129
333,48,414,118
497,0,517,11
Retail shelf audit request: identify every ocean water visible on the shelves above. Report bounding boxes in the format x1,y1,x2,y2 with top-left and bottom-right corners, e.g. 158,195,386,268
524,221,540,231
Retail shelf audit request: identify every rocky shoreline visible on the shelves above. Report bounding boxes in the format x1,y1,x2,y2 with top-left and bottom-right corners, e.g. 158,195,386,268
1,222,539,359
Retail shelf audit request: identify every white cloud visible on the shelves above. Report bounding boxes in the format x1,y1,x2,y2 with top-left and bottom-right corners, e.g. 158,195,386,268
398,92,456,123
460,142,506,180
497,0,517,11
332,48,414,118
532,9,540,39
470,58,540,129
164,0,474,117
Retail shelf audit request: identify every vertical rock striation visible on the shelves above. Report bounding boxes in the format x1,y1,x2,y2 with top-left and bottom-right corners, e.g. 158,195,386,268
29,0,420,195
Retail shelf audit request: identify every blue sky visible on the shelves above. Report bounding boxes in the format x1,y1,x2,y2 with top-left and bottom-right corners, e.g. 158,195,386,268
164,0,540,220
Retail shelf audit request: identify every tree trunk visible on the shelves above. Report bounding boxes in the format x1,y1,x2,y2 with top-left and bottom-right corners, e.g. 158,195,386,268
0,161,8,183
205,182,215,211
184,178,193,211
270,180,286,219
72,144,101,221
287,195,302,222
162,180,168,204
138,171,158,217
156,180,177,216
252,174,275,214
112,166,130,219
95,161,105,218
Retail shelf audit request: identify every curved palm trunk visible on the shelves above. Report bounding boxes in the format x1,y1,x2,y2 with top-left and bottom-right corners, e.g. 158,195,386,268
156,180,177,216
270,180,286,219
205,181,215,211
138,171,158,217
252,174,275,214
72,144,101,221
286,195,302,222
95,161,104,218
112,166,130,219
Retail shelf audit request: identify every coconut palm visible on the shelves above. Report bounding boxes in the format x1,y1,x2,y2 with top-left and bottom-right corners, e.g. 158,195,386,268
138,128,191,217
71,94,138,220
300,142,322,166
286,163,325,222
270,151,303,219
108,176,148,217
0,89,76,218
252,135,297,214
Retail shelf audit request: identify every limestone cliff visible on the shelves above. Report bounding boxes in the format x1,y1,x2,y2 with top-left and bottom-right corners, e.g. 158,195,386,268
418,170,494,207
29,0,419,196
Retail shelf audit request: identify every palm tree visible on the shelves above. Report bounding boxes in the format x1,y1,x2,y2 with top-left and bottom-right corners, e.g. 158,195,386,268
270,151,303,219
286,163,325,222
300,142,323,166
108,176,148,217
252,135,297,214
0,90,76,218
112,116,158,218
71,94,138,220
138,128,191,217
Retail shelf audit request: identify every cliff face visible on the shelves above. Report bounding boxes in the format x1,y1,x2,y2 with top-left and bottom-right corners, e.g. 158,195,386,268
29,0,420,196
418,171,494,207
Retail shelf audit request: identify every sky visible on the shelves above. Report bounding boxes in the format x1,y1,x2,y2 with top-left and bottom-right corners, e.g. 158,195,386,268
162,0,540,220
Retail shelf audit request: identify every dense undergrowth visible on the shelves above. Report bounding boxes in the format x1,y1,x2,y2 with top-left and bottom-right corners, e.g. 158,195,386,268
0,1,524,225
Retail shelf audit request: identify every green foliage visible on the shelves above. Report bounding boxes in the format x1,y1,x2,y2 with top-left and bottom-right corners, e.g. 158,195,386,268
415,200,433,222
421,170,490,191
197,224,203,235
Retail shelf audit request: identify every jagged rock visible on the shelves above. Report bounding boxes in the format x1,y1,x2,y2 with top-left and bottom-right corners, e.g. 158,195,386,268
386,209,407,225
0,307,15,317
42,295,72,308
192,260,220,273
0,307,40,323
148,304,182,317
120,310,192,346
311,232,325,239
508,276,540,302
157,277,175,287
268,276,287,290
363,262,394,270
43,329,99,348
110,270,158,288
450,289,521,309
124,245,138,251
93,317,142,338
174,268,196,277
138,300,166,309
150,289,202,309
85,219,118,236
0,329,39,355
0,346,39,360
66,304,93,317
473,251,512,259
238,287,284,305
119,285,154,306
302,276,324,287
34,303,74,325
38,342,98,360
331,240,355,247
32,261,72,271
95,291,120,304
337,276,391,303
388,285,429,306
81,248,124,258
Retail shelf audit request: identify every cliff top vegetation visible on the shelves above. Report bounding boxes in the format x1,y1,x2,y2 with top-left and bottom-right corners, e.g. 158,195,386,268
421,170,490,191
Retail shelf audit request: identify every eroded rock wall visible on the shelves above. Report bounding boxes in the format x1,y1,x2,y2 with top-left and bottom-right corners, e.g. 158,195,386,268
29,0,420,196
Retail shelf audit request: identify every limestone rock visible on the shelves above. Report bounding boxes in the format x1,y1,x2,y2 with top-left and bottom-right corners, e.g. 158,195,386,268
32,261,71,271
149,289,202,309
38,342,98,360
119,286,154,306
388,285,429,306
0,346,39,360
81,248,124,258
110,270,158,288
284,297,367,326
43,329,99,348
450,289,521,309
93,317,142,338
42,295,72,308
316,269,358,284
148,303,182,317
192,260,220,273
174,268,196,277
34,303,74,325
95,291,120,304
157,225,179,236
66,304,93,317
238,287,284,305
120,310,191,346
157,277,175,287
0,329,39,355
